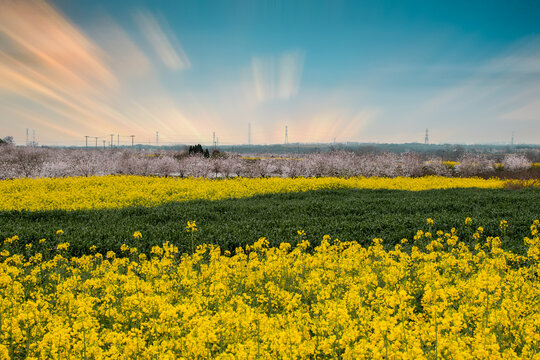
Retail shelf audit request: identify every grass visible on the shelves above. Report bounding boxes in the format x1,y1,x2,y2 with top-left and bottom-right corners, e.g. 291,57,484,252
1,187,538,256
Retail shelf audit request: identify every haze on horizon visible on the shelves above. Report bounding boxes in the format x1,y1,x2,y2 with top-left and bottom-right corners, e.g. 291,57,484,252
0,0,539,147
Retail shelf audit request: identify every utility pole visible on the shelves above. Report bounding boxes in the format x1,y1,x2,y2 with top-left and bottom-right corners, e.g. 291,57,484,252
284,126,288,145
424,129,429,145
248,123,251,145
85,136,89,150
130,135,135,147
110,134,114,148
103,140,106,149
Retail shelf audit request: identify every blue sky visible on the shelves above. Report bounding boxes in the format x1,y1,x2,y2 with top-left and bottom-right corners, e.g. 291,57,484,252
1,0,539,145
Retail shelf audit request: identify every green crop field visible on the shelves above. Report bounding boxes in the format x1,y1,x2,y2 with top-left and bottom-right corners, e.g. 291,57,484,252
1,187,538,257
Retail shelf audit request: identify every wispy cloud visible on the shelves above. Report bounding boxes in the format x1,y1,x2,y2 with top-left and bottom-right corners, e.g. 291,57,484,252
286,103,379,144
398,36,540,143
252,51,304,102
134,11,190,71
88,18,152,79
0,1,116,94
0,0,204,145
0,0,119,136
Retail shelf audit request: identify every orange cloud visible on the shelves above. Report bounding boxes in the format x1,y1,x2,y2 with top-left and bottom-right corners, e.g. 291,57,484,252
0,0,204,145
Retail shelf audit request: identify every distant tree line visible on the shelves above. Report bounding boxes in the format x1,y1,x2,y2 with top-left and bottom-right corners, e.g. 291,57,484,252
188,144,210,158
0,146,538,180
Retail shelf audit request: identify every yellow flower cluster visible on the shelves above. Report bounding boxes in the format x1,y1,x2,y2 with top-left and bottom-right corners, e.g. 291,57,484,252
441,161,459,168
442,161,539,170
185,220,197,233
0,175,530,211
1,221,539,359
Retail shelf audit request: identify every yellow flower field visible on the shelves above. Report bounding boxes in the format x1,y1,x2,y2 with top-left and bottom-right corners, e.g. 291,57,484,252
0,220,539,359
0,175,535,211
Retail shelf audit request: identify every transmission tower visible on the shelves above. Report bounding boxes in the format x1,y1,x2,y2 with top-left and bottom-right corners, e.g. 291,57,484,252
110,134,114,148
424,129,429,145
156,131,159,147
130,135,135,147
26,128,29,146
284,126,288,145
511,131,514,146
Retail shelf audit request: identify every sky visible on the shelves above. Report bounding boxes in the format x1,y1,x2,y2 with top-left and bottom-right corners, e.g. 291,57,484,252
0,0,539,146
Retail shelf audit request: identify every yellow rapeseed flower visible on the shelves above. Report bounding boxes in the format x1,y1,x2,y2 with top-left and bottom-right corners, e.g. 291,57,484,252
186,221,197,233
0,175,534,211
56,242,69,251
0,219,538,358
